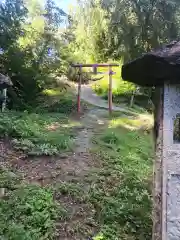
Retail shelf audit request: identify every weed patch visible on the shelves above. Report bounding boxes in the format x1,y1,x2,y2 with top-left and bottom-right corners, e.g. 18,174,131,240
39,92,77,114
0,112,76,156
0,181,66,240
90,116,153,240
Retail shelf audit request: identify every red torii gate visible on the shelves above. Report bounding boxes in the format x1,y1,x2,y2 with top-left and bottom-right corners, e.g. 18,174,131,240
71,63,119,114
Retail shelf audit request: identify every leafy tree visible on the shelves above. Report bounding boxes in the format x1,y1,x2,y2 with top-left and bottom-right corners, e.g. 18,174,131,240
101,0,180,60
68,0,180,62
0,0,68,109
66,0,109,63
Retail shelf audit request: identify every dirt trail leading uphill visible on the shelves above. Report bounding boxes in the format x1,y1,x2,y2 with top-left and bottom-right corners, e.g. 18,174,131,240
80,84,136,115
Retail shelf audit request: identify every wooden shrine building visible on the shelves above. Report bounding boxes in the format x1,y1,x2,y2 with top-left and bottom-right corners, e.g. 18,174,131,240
122,41,180,240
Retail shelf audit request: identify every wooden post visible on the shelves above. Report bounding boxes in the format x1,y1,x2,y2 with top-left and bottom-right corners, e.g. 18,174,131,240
77,66,82,113
108,66,113,115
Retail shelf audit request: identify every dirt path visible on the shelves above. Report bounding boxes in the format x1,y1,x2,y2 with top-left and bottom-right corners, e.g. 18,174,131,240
55,108,108,240
61,78,138,114
80,84,138,115
73,107,107,173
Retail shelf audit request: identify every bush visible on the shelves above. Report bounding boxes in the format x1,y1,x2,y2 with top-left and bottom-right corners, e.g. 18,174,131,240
0,168,22,189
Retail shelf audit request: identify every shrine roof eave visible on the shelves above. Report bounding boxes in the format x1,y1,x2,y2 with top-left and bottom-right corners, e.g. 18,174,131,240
121,41,180,87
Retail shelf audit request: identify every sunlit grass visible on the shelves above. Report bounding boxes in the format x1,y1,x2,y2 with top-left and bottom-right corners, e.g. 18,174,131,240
91,113,153,240
91,65,136,97
93,233,106,240
43,89,61,96
0,111,78,156
109,113,153,130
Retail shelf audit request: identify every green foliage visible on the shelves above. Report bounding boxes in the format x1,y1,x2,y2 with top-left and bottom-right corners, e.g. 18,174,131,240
67,0,180,64
0,0,27,50
0,184,67,240
90,116,153,239
66,0,109,63
91,64,154,110
54,182,87,202
0,111,74,155
37,86,78,114
0,0,69,108
92,65,138,106
0,168,22,189
44,95,77,114
94,79,135,100
66,67,93,83
0,0,179,109
101,131,120,144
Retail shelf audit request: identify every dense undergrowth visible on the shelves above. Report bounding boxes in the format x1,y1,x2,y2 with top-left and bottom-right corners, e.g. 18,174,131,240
0,86,80,239
90,114,153,240
0,89,78,239
0,111,75,156
0,168,67,240
0,87,79,156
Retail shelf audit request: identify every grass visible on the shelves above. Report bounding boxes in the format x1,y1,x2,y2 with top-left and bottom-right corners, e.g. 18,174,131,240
38,86,78,114
0,110,153,240
55,182,86,200
109,113,153,131
0,112,154,240
0,85,81,240
91,65,136,103
0,84,81,156
91,65,153,111
0,85,82,156
89,113,154,240
0,111,78,156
